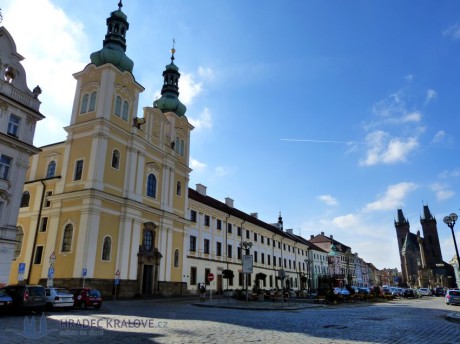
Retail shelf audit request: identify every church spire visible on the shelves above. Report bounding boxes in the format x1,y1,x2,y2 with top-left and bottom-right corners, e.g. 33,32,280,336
153,41,187,117
90,1,134,73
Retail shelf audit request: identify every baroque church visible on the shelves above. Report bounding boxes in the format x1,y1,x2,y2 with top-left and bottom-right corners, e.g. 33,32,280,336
394,206,456,288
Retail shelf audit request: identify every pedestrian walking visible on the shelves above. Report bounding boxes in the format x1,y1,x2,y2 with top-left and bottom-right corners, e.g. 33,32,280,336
200,283,206,302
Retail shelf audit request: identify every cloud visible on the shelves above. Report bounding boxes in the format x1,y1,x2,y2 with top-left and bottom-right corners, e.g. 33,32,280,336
178,73,203,105
214,166,230,177
432,130,446,143
431,183,455,201
364,182,418,212
360,131,419,166
331,214,359,228
317,194,338,206
425,89,437,104
198,66,214,80
444,23,460,39
189,107,212,130
190,158,207,171
400,112,421,123
405,74,414,82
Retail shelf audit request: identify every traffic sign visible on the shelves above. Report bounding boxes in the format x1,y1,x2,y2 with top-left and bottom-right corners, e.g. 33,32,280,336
82,268,87,277
49,252,56,263
208,273,214,282
48,267,55,279
115,269,120,277
18,263,26,274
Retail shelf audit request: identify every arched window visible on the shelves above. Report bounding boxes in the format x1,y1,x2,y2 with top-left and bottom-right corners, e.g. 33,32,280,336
80,94,89,114
111,150,120,169
102,236,111,261
174,249,180,268
61,224,73,252
144,230,153,251
89,91,97,111
122,101,129,121
176,181,181,196
146,174,157,198
115,96,122,116
46,161,56,178
14,227,24,259
179,140,185,156
20,191,30,207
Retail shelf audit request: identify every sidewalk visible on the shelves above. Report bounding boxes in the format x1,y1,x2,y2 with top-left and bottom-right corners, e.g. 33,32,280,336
192,297,323,311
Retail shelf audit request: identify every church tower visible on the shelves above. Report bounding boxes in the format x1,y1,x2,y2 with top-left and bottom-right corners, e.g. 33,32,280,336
11,2,193,297
395,209,410,283
420,204,443,268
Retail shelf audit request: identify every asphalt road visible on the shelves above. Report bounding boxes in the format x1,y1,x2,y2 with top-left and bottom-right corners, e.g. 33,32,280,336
1,296,459,343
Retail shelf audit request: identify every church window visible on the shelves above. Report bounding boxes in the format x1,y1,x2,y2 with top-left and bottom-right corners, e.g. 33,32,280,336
80,94,89,114
146,174,157,198
174,249,180,268
111,150,120,169
74,160,84,180
102,236,112,261
20,191,30,208
176,181,181,196
61,224,73,252
89,92,97,111
122,101,129,120
115,96,122,116
179,140,185,156
46,161,56,178
143,230,153,251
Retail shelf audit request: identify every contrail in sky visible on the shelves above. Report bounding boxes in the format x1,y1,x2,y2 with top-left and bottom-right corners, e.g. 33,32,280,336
280,138,363,144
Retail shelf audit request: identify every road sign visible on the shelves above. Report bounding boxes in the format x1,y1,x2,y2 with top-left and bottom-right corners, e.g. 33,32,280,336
242,255,253,274
115,278,120,285
82,268,87,277
49,252,56,263
48,267,54,279
18,263,26,274
208,273,215,282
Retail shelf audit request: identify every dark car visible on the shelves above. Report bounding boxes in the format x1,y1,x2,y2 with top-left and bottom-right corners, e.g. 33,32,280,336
69,288,102,309
434,287,445,297
0,288,13,313
4,285,46,312
403,289,416,299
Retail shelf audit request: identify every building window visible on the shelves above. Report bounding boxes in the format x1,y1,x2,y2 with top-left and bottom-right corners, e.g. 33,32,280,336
205,268,211,285
190,235,197,251
40,217,48,232
269,275,273,288
122,101,129,121
273,256,276,267
273,240,276,247
89,91,97,111
267,238,270,246
216,242,222,256
204,239,210,254
0,155,12,180
190,210,197,222
246,230,250,239
268,254,271,265
74,159,84,180
278,242,281,249
237,226,241,236
227,223,232,234
44,191,52,208
111,150,120,169
46,161,56,178
261,236,264,244
115,96,122,116
284,258,287,268
254,233,257,242
176,181,181,196
14,227,24,259
7,114,20,137
237,247,242,260
216,219,222,230
179,139,185,156
279,257,282,266
20,191,30,207
146,174,157,198
204,215,210,227
190,267,197,285
102,236,111,261
61,224,73,252
239,272,244,287
174,249,180,268
143,230,153,251
228,244,232,258
80,94,89,114
261,253,265,264
34,246,44,264
254,251,258,263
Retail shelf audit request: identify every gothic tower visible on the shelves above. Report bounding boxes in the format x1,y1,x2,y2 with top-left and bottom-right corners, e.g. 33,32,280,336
420,204,443,268
395,209,410,284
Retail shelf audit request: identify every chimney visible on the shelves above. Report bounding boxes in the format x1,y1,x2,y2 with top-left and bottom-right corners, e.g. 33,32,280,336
225,197,234,208
196,184,207,196
250,212,258,219
330,235,333,241
321,231,324,236
286,228,293,234
310,235,314,239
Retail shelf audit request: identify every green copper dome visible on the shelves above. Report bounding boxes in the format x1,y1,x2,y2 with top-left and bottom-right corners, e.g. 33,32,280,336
153,48,187,117
90,1,134,73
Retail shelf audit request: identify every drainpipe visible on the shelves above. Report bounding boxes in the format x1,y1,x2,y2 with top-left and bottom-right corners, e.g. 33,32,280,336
26,180,46,284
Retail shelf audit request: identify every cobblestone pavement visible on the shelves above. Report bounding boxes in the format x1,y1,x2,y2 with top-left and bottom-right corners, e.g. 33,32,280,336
1,296,459,344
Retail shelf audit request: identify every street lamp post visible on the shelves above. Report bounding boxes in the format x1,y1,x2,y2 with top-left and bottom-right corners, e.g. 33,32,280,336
240,241,253,302
443,212,460,287
304,258,312,295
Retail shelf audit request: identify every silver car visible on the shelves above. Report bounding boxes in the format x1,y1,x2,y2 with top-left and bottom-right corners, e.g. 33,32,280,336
45,287,74,310
445,289,460,305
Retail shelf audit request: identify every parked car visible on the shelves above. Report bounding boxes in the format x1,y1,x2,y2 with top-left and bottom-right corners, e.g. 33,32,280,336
4,284,46,312
403,289,417,299
434,287,445,297
45,287,74,310
418,288,432,296
445,289,460,305
0,288,13,313
333,287,350,296
70,288,102,309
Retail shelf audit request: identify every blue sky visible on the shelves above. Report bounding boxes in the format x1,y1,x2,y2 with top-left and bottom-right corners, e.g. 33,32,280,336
3,0,460,270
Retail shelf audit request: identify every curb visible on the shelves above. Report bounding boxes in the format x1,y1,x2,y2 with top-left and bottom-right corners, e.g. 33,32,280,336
446,312,460,323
